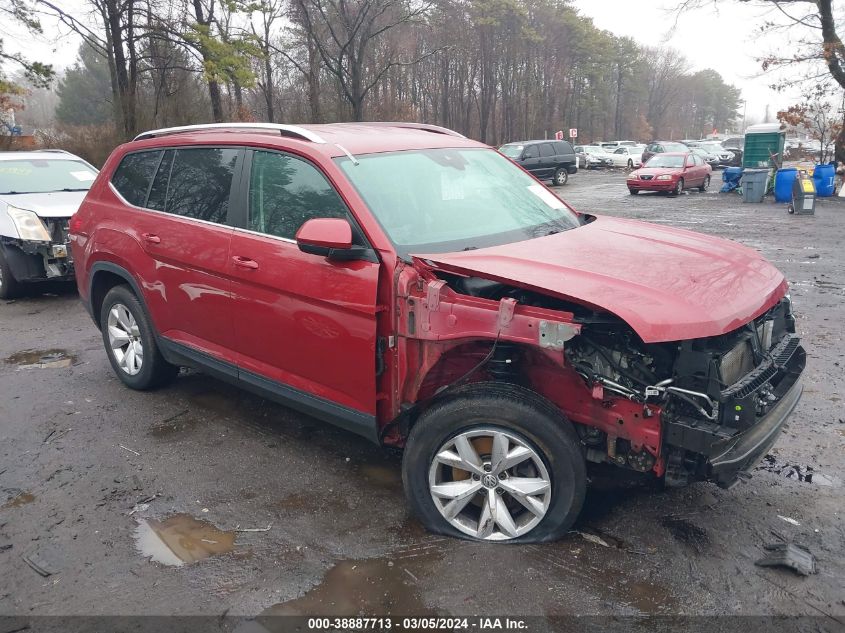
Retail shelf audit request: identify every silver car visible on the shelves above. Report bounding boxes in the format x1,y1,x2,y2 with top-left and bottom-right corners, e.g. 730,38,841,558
0,150,98,299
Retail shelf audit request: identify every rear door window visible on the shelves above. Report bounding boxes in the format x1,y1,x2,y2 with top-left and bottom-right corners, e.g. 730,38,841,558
248,150,349,240
111,151,162,207
539,144,555,158
162,148,239,224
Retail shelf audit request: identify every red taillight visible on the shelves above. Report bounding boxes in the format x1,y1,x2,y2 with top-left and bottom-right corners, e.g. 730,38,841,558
69,212,83,234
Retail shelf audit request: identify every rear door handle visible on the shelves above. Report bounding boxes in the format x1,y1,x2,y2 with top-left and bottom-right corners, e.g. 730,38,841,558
141,233,161,244
232,255,259,270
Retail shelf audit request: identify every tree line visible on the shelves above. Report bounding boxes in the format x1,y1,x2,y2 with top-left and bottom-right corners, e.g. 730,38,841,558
6,0,742,151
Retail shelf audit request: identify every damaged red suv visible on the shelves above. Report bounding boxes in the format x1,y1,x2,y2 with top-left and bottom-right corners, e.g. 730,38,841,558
71,123,805,542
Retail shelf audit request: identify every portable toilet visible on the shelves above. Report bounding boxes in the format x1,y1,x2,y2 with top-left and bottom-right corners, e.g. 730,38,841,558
743,123,786,169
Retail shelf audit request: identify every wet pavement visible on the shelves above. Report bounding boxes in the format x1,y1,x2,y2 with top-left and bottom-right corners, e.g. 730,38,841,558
0,170,843,625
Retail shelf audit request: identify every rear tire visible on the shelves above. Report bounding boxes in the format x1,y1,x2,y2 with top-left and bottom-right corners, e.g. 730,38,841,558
552,168,568,186
0,250,21,300
100,285,178,390
402,382,586,543
700,175,710,192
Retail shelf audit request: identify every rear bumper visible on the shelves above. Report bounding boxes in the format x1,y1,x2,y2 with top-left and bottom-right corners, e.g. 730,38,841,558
707,346,805,488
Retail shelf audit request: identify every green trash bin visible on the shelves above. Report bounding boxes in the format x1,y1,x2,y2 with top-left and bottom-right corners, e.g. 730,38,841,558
741,168,769,203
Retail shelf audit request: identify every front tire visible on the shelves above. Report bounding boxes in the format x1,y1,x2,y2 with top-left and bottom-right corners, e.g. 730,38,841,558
671,179,684,197
0,250,22,300
402,383,586,543
629,188,639,195
627,159,633,169
100,285,178,390
552,168,568,186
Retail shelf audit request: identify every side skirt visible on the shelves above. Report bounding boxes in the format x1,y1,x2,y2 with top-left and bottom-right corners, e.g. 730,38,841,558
158,338,380,445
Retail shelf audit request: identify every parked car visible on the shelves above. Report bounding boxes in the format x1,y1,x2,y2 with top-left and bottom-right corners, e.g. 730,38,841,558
600,142,619,150
627,151,712,195
722,136,744,151
0,150,98,299
575,145,614,169
690,147,720,169
608,145,644,168
641,141,689,165
498,140,577,185
616,140,639,147
697,142,736,167
72,122,804,543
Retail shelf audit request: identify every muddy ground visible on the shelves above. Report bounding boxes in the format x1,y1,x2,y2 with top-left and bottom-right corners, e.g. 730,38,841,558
0,169,843,629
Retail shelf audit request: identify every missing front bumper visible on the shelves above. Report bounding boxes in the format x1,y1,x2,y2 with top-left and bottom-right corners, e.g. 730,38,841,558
707,349,805,488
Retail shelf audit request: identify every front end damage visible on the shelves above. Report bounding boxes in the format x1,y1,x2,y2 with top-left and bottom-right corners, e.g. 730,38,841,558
390,261,804,490
0,216,75,283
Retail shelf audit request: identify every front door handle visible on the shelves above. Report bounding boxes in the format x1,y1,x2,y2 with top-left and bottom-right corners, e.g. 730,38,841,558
232,255,259,270
141,233,161,244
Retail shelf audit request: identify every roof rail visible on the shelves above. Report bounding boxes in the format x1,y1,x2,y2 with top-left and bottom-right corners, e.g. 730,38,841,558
39,149,72,154
359,122,466,138
133,123,326,144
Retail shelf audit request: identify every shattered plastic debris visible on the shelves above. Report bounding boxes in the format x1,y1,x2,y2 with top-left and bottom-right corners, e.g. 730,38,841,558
755,542,817,576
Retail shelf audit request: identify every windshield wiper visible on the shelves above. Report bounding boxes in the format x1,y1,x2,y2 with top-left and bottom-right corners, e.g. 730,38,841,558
58,188,89,192
462,245,478,251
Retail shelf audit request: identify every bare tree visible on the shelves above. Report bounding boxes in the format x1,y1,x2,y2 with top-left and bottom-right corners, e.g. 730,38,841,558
291,0,433,120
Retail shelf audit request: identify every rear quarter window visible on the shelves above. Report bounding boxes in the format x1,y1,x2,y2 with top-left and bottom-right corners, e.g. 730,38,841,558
553,141,573,154
111,151,162,207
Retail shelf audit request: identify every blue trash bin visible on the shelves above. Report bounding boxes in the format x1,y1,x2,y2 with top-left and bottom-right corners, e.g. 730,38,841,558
813,162,835,197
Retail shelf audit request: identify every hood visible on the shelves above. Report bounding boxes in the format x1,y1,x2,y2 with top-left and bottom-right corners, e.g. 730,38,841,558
633,167,682,177
0,191,88,218
415,216,787,343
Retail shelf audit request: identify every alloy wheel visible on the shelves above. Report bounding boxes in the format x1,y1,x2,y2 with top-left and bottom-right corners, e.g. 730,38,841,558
107,303,144,376
428,427,552,541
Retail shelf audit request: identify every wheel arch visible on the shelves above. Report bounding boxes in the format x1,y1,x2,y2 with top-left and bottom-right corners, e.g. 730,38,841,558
88,262,147,330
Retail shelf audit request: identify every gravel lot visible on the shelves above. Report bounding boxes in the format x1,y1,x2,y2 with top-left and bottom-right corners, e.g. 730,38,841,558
1,169,843,628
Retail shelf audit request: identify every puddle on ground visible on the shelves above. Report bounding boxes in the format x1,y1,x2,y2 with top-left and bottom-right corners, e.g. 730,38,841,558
2,492,35,509
757,454,841,487
134,514,236,566
4,349,75,369
356,462,403,491
258,557,436,623
148,411,200,438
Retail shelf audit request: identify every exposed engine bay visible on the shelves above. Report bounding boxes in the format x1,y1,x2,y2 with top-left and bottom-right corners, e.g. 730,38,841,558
429,272,805,488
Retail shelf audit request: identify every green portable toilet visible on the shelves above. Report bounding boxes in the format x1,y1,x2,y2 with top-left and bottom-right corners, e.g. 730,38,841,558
743,123,786,169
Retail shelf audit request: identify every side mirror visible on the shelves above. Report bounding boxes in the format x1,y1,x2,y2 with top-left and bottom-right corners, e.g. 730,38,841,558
296,218,353,257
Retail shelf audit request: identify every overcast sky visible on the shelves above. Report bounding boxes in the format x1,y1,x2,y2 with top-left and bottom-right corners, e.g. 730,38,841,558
3,0,812,128
572,0,807,127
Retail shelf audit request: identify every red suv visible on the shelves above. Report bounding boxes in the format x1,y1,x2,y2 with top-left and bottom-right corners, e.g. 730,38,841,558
71,122,805,542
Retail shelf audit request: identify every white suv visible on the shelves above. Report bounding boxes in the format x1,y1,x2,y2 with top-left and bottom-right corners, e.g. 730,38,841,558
0,150,97,298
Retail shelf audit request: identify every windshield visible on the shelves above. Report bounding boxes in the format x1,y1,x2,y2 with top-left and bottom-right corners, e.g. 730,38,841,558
498,145,524,158
702,144,727,153
0,158,96,195
336,148,581,257
660,143,688,153
645,155,685,168
584,147,604,155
